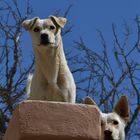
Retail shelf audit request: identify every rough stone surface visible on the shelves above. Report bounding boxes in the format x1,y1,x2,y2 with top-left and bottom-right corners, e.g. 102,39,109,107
3,101,101,140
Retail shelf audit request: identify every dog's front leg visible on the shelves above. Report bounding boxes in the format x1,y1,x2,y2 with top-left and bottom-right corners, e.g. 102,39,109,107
46,83,65,101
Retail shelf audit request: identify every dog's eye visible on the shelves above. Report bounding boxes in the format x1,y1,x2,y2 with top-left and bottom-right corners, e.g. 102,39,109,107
34,27,40,32
112,120,119,125
49,25,55,30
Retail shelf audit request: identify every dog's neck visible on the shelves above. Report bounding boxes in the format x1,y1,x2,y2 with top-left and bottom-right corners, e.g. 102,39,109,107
33,35,67,85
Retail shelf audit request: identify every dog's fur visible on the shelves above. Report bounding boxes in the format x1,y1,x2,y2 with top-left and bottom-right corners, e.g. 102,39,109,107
23,16,76,103
84,96,130,140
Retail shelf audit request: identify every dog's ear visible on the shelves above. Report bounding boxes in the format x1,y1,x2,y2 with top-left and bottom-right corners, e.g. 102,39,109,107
49,16,67,28
113,95,130,123
22,17,39,30
84,96,101,112
84,96,97,105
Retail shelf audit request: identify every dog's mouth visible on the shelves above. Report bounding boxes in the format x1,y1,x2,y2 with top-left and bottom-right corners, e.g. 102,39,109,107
104,136,116,140
40,39,54,46
41,42,54,46
104,135,114,140
38,41,55,47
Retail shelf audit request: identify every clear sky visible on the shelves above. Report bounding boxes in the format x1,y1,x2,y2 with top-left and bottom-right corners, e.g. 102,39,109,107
21,0,140,97
22,0,140,61
11,1,140,140
31,0,140,44
1,0,140,138
22,0,140,95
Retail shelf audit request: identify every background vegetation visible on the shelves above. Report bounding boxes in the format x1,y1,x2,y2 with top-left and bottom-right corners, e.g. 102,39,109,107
0,0,140,139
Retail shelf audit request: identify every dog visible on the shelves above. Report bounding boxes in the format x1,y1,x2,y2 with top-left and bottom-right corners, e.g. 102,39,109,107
22,16,76,103
84,96,130,140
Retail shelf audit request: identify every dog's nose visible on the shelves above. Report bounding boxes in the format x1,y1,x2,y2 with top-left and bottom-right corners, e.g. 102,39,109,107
40,33,49,45
104,130,112,137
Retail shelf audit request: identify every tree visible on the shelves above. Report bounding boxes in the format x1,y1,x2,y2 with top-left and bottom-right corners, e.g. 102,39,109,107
0,0,140,140
72,16,140,140
0,1,72,139
0,0,33,139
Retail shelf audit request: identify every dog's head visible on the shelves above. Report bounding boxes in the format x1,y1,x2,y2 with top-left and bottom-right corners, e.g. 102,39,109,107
22,16,67,48
84,96,130,140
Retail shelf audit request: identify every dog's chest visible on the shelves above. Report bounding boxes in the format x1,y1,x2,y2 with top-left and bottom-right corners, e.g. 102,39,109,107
35,48,60,83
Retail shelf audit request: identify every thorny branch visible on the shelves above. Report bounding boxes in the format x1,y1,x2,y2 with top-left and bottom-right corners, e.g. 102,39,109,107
71,16,140,139
0,0,33,139
0,1,139,140
0,2,75,139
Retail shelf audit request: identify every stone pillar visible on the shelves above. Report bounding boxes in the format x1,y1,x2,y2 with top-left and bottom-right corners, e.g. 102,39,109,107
3,101,101,140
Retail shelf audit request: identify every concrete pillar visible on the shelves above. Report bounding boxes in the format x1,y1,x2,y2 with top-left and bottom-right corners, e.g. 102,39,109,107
3,101,101,140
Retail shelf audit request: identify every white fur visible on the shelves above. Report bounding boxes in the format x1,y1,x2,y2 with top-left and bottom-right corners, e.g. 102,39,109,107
24,16,76,103
84,96,130,140
101,112,126,140
26,73,33,97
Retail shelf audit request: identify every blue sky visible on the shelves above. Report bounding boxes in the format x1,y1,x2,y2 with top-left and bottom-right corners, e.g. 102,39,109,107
22,0,140,59
21,0,140,92
3,1,139,139
21,0,140,98
30,0,140,42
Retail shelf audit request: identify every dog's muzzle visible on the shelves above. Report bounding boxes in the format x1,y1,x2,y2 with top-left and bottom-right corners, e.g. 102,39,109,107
104,130,114,140
40,33,50,45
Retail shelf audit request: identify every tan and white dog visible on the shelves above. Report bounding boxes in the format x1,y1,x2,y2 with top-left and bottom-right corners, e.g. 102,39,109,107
84,96,130,140
23,16,76,103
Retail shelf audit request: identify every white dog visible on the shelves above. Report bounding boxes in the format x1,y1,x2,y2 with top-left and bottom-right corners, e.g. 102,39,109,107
23,16,76,103
84,96,130,140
